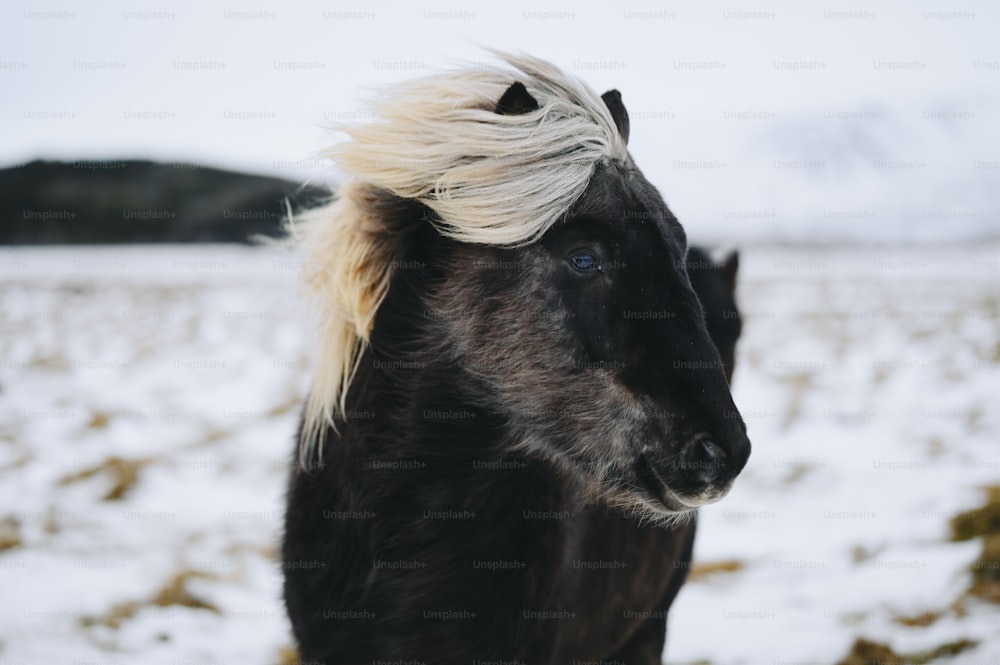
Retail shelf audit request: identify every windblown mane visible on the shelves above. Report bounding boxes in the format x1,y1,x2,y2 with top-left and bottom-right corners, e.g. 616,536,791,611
293,51,629,467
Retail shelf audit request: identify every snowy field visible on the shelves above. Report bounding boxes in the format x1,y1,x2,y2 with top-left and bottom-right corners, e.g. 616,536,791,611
1,243,998,665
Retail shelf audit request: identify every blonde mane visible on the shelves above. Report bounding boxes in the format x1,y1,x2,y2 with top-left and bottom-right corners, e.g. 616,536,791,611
293,51,628,467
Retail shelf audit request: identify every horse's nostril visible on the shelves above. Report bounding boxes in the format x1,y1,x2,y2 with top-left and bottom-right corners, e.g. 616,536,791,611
700,439,724,463
691,438,726,484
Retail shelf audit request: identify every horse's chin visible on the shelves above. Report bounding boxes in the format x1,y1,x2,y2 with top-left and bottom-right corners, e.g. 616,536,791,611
675,482,735,508
633,453,735,514
613,492,698,528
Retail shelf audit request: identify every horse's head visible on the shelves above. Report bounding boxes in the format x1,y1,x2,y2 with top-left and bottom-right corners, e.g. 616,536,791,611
299,54,750,522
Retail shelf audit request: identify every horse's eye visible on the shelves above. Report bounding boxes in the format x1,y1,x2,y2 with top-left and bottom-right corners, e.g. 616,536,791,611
569,252,601,274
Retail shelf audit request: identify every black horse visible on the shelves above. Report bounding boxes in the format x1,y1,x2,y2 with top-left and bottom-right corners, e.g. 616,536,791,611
283,54,750,664
686,247,741,385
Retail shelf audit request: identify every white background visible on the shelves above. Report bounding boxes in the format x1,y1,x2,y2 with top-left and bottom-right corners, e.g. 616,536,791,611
3,0,998,244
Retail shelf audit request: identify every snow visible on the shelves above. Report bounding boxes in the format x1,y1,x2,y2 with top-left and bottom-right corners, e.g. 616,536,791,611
672,246,1000,664
1,243,999,663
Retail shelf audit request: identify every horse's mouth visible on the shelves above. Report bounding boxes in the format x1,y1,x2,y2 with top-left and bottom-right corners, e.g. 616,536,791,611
635,455,693,513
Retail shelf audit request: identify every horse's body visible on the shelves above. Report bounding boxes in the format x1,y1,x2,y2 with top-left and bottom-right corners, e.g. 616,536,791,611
283,54,749,664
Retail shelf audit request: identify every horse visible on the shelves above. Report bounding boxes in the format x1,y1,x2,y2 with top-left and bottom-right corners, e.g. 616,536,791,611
686,246,741,385
282,52,751,665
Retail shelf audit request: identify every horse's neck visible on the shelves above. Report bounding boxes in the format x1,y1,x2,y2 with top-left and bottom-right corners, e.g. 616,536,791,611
332,346,580,514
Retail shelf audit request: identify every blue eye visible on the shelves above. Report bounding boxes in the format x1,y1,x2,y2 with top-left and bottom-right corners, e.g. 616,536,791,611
569,252,601,274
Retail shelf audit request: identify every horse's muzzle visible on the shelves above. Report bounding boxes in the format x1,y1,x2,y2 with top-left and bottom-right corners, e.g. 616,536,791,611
640,432,751,510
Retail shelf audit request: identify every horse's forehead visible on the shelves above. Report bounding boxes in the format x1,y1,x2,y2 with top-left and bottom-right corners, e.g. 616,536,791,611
573,161,684,255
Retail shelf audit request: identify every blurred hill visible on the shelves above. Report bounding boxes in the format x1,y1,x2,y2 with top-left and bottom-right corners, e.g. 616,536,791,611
0,160,328,244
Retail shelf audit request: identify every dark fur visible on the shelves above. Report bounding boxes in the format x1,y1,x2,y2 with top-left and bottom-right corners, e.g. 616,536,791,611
686,247,741,385
284,85,749,664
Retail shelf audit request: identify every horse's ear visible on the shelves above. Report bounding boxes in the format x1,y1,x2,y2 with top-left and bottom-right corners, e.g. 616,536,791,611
495,82,539,115
601,89,630,144
721,250,739,292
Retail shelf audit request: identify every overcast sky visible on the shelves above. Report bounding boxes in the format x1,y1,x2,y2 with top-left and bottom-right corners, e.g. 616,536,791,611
3,0,997,243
